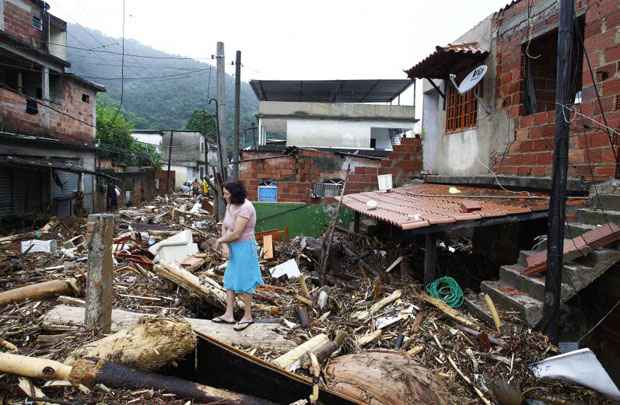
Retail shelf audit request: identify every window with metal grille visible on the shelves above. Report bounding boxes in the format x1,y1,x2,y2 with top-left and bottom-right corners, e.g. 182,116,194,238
445,84,478,133
32,16,42,31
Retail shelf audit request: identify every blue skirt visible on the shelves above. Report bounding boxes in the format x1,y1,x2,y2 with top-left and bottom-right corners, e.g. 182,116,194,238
224,239,263,294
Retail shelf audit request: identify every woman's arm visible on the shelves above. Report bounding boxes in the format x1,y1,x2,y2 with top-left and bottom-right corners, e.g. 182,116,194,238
217,216,249,245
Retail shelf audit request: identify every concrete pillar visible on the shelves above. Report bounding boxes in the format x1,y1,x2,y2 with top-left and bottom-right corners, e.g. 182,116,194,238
85,214,114,333
42,67,50,100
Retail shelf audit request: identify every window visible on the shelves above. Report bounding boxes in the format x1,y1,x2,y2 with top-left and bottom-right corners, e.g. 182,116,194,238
32,16,42,31
445,83,478,133
81,94,90,103
522,19,584,115
370,138,377,149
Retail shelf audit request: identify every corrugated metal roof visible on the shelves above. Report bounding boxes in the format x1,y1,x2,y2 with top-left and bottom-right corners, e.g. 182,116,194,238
341,184,549,231
405,43,489,80
250,80,413,103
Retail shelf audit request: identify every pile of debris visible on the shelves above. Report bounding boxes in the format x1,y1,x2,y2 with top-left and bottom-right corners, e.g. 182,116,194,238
0,193,618,404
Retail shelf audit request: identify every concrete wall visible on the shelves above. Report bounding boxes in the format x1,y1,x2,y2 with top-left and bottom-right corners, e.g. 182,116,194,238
259,101,416,121
286,119,409,150
420,14,515,177
48,22,67,61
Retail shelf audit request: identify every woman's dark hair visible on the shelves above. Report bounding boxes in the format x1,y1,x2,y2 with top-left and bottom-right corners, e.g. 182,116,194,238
224,181,247,205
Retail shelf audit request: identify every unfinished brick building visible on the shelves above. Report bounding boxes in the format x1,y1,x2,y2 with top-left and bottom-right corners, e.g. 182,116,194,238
410,0,620,187
0,0,105,219
239,137,423,203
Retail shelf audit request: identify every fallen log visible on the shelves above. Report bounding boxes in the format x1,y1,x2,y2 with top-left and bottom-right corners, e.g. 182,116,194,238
0,353,274,404
65,318,196,371
0,278,79,306
302,340,338,368
273,334,329,371
152,263,241,310
351,290,402,321
42,305,295,351
324,351,450,405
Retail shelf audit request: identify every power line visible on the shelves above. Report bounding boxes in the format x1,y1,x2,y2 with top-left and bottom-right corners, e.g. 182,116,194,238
79,67,212,81
111,0,127,124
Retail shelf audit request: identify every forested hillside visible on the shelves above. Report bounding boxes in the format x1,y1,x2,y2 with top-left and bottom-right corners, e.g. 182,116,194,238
66,23,259,144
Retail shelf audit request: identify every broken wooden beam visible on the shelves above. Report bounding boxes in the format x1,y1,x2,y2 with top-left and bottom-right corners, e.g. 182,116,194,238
273,334,330,371
152,263,242,311
0,278,79,306
0,353,274,404
418,293,478,329
352,289,402,321
42,305,295,351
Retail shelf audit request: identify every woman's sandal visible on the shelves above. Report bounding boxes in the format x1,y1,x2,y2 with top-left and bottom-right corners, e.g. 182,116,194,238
233,320,254,331
212,316,235,324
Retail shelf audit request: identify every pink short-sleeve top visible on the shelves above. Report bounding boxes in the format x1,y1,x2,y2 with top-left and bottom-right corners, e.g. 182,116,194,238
222,199,256,241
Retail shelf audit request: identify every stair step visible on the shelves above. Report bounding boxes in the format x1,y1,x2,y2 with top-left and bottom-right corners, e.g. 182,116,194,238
565,222,597,238
590,193,620,211
463,291,495,326
575,208,620,226
481,280,543,326
499,264,574,302
517,250,538,267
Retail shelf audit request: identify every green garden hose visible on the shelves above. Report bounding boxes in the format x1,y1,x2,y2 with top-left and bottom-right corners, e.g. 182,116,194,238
425,276,464,309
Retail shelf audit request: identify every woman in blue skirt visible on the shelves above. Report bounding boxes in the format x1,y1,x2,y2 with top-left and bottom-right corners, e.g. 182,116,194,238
214,181,263,331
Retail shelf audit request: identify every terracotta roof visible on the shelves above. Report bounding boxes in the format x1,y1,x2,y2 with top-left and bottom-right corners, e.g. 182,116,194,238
406,44,489,80
341,184,549,231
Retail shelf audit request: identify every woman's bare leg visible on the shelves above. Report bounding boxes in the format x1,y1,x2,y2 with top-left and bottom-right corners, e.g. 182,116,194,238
239,294,253,322
219,290,235,322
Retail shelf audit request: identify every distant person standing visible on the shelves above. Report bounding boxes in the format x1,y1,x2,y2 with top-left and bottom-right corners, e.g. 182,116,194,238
201,177,209,196
213,181,263,331
191,178,200,197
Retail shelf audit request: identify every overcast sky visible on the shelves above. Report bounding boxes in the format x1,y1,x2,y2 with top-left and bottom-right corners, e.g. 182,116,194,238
50,0,509,107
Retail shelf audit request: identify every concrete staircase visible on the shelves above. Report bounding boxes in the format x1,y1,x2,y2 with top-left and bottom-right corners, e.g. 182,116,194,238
465,192,620,327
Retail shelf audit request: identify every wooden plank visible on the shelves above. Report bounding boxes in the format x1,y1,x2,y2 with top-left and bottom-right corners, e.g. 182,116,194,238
263,234,274,260
384,256,403,273
42,305,295,351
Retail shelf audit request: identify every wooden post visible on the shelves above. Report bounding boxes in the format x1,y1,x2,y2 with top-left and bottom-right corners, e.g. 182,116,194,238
424,233,437,285
354,211,360,233
85,214,114,334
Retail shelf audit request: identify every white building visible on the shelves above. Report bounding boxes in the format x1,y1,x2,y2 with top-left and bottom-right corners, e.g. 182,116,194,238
250,80,417,153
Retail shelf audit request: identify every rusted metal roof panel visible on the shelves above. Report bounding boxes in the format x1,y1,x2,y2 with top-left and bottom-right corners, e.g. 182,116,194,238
341,184,550,231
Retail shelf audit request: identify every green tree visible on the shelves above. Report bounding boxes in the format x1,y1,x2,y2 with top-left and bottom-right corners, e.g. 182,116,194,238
185,109,217,142
96,100,161,168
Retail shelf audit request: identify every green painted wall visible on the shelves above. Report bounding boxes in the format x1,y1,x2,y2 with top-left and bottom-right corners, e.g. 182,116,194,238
254,202,354,237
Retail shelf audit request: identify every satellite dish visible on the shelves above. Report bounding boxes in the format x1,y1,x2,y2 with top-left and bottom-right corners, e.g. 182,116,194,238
449,65,487,95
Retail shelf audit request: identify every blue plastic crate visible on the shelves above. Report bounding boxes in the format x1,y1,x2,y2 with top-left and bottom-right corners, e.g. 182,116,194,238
257,185,278,202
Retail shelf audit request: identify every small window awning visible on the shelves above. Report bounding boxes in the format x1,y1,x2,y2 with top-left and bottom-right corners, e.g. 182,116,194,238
406,43,489,80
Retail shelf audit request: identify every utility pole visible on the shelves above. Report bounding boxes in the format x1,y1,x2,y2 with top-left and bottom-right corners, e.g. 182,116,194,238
232,50,241,181
539,0,574,343
166,130,174,194
216,42,228,179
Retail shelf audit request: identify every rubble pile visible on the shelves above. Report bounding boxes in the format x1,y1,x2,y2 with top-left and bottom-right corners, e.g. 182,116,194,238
0,194,616,404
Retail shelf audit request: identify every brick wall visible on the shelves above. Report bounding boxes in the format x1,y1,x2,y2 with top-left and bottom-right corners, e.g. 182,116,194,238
0,78,97,145
3,1,44,45
239,137,423,202
493,0,620,181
